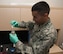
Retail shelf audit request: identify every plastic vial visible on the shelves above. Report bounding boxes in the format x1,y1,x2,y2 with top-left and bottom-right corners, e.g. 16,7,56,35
11,26,15,35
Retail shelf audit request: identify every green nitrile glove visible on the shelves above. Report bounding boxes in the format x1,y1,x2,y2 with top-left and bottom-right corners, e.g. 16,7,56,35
9,33,19,44
10,20,20,27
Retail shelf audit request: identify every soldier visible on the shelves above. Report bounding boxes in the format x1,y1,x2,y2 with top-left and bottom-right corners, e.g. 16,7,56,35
9,1,57,54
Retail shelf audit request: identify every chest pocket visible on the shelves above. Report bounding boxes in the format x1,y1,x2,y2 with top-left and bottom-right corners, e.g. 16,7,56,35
30,25,48,43
31,30,46,43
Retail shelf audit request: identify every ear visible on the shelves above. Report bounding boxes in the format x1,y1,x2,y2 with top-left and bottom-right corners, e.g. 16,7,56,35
44,13,48,17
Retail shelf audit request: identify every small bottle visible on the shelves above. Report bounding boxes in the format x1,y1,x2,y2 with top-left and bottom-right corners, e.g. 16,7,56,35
11,30,15,34
11,26,15,35
6,47,8,52
0,45,3,52
5,47,8,54
0,45,3,54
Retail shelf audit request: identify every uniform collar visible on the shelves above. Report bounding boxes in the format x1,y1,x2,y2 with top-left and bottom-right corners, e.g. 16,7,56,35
37,17,50,28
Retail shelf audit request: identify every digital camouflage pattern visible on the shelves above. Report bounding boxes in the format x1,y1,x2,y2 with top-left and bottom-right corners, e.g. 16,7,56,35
15,18,57,54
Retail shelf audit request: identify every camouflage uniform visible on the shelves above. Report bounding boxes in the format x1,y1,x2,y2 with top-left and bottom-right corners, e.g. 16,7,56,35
15,18,57,54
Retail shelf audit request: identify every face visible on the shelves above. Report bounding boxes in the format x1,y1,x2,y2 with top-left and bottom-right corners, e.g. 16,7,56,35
32,11,48,25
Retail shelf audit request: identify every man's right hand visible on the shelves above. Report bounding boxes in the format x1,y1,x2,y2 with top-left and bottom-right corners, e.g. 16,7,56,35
10,20,20,27
9,33,19,44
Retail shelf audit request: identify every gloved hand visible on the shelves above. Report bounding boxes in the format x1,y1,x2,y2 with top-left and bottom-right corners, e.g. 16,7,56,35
9,33,19,44
10,20,20,27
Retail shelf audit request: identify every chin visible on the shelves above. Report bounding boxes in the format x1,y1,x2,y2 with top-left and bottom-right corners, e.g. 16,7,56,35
36,23,40,25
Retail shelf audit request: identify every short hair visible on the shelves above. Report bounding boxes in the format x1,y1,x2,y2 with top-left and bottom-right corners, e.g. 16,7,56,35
31,1,50,15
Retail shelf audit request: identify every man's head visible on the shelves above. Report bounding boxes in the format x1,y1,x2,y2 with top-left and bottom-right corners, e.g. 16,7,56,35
31,1,50,25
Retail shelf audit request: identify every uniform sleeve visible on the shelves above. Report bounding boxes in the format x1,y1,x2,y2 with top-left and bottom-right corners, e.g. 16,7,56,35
15,28,57,54
32,29,57,54
15,41,33,54
19,21,34,30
